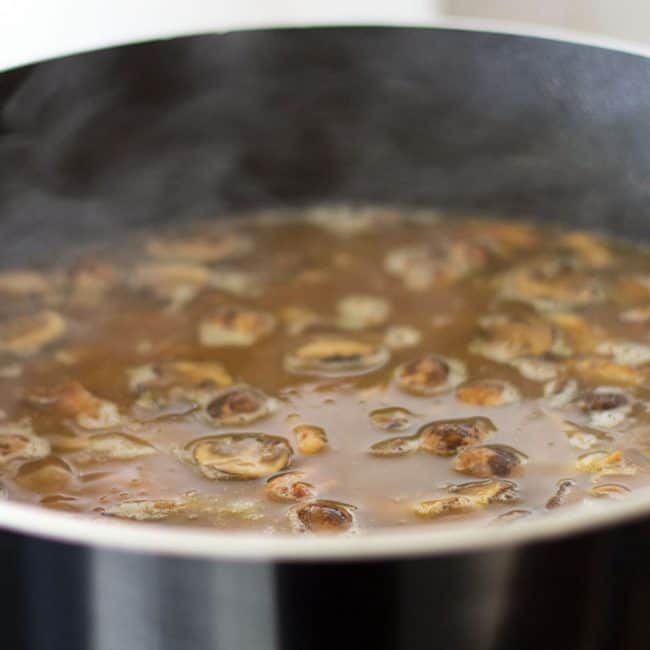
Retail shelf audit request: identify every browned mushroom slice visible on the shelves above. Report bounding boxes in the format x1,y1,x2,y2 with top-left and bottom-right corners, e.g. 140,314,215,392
369,407,414,432
0,270,51,296
456,380,521,406
336,295,391,330
0,310,65,356
128,360,233,393
0,419,50,466
15,456,73,492
448,478,520,504
292,425,328,455
545,479,579,509
497,260,605,309
288,500,357,534
579,387,630,428
265,471,316,502
383,325,422,350
414,495,479,519
285,338,389,377
453,445,527,478
566,357,645,387
130,262,211,303
183,433,293,480
368,434,420,457
418,417,495,456
588,483,631,499
147,232,252,263
203,386,277,426
395,354,466,395
32,381,121,429
469,312,556,363
198,306,276,347
75,433,157,464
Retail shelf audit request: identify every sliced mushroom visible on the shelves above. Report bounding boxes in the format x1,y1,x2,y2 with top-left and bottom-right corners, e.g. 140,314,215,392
106,497,185,520
510,356,559,382
292,425,328,455
368,434,420,457
492,509,532,524
74,433,157,464
31,382,121,430
288,500,357,534
414,495,479,519
130,262,211,303
336,295,390,330
579,387,631,428
182,433,293,480
0,418,50,466
544,378,580,409
576,450,637,477
620,305,650,324
557,231,613,268
67,261,119,303
567,357,645,387
285,338,389,377
546,312,607,355
128,360,233,393
418,417,495,456
469,312,556,363
15,456,73,492
456,380,521,407
453,444,527,478
369,407,413,432
588,483,631,499
198,306,276,347
306,205,395,237
0,310,65,356
209,269,262,297
596,340,650,367
395,354,466,395
545,478,578,509
449,478,520,504
265,471,316,502
0,270,51,296
203,386,277,426
383,325,422,350
147,232,252,263
280,306,331,336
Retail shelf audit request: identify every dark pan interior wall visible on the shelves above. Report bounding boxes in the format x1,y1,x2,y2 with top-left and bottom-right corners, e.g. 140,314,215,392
1,27,649,259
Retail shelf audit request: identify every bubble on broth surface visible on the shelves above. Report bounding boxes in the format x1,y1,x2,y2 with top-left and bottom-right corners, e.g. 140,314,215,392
181,433,293,480
395,354,466,396
288,500,357,534
285,338,389,377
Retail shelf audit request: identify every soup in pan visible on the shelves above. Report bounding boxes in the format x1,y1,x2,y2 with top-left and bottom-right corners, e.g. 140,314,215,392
0,207,648,534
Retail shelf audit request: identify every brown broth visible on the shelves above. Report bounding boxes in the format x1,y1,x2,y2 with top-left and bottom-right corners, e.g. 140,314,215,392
0,207,648,534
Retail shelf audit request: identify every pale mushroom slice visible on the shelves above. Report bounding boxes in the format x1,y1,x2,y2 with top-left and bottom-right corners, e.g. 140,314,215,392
130,262,211,303
566,357,646,387
29,382,121,430
67,261,120,303
128,360,233,393
576,450,637,478
579,387,631,429
395,354,466,396
556,231,614,269
305,205,394,237
0,270,52,296
336,295,391,330
383,325,422,350
292,425,328,455
369,407,414,432
198,306,276,347
544,378,580,409
368,434,420,457
74,433,157,464
0,418,50,466
265,471,316,502
449,478,520,505
414,495,479,519
0,310,66,356
280,306,331,336
106,497,187,521
288,500,357,534
147,232,253,263
285,338,389,377
546,312,607,355
202,386,277,426
469,312,556,363
418,417,496,457
453,444,527,478
588,483,631,499
596,340,650,367
15,456,73,492
619,305,650,324
456,380,521,407
181,433,293,480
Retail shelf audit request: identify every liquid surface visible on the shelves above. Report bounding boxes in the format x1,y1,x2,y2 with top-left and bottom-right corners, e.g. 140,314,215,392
0,207,648,535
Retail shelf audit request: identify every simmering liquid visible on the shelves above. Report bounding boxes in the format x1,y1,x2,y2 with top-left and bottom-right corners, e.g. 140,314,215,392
0,207,648,534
